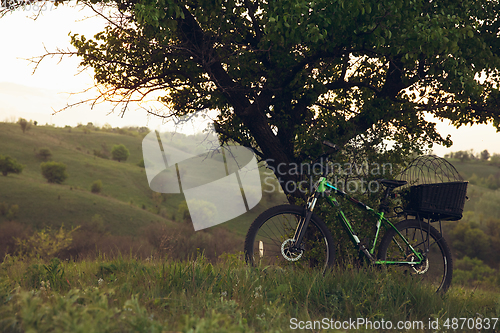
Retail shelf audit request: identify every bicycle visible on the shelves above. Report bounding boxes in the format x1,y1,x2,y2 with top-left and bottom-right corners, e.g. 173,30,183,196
244,141,454,293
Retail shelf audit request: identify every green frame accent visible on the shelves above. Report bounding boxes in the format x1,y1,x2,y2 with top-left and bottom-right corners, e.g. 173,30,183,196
314,177,424,265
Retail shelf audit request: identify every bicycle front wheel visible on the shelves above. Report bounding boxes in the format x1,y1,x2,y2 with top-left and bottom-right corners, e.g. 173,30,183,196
244,205,335,272
377,219,453,293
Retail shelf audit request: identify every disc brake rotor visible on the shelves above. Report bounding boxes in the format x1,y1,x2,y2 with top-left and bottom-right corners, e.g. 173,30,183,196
281,239,304,261
407,253,429,274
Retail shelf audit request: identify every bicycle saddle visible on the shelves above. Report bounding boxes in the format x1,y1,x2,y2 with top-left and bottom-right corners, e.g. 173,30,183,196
377,179,407,188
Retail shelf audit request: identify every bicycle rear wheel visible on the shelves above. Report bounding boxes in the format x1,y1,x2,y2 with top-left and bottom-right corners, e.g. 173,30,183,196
244,205,335,271
377,219,453,293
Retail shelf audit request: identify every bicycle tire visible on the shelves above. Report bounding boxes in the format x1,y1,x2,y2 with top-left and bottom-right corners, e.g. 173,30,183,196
377,219,453,293
244,205,335,271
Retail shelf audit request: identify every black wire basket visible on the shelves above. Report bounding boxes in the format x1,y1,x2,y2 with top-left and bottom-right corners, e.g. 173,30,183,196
398,155,468,221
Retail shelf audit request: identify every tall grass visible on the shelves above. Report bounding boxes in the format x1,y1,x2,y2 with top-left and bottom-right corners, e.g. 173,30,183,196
1,254,499,332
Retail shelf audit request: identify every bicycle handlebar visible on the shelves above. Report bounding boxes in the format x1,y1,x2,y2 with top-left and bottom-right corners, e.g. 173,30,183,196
314,141,339,176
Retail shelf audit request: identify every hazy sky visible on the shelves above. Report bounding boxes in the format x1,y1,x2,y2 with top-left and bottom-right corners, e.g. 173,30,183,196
1,4,499,157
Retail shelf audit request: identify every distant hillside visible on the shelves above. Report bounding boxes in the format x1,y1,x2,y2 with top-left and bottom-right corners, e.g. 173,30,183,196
0,122,175,233
440,157,500,288
446,158,500,218
0,122,286,260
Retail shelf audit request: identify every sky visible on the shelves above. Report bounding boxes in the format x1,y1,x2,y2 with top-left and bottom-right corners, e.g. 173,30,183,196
1,3,500,157
0,3,174,130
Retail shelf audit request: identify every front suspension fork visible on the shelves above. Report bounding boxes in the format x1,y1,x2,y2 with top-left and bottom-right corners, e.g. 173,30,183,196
291,194,319,249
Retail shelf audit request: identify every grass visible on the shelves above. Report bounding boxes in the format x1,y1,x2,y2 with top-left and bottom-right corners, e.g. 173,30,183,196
1,126,500,331
0,174,169,234
1,254,499,332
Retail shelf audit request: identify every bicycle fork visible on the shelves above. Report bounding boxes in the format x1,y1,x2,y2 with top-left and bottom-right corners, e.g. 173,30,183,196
291,195,319,250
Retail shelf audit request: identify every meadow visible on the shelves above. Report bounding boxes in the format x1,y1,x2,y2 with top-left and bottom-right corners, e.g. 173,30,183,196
2,253,500,332
1,121,500,331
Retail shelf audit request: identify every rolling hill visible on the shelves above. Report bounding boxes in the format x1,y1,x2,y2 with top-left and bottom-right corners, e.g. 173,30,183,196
0,122,286,260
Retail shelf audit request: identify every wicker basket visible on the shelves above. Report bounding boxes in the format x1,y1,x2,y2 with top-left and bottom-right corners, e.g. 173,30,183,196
403,181,468,221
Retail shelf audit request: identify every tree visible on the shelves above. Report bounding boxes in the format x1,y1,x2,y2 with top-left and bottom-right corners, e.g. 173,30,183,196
111,144,130,162
451,222,490,260
480,149,491,161
40,161,68,184
491,154,500,167
30,0,500,198
0,155,24,176
36,148,53,161
454,150,471,162
17,118,30,134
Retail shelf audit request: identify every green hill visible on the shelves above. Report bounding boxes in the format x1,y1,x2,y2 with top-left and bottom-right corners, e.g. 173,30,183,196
0,122,177,232
0,122,285,260
447,158,500,218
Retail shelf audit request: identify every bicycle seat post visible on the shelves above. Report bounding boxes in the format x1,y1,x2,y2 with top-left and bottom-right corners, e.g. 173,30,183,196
379,186,392,213
377,179,407,213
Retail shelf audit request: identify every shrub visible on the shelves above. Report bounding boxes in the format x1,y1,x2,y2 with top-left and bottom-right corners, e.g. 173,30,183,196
0,203,19,220
490,153,500,167
15,224,80,260
93,149,109,159
36,148,52,161
142,222,174,257
6,204,19,221
454,256,497,286
91,180,102,193
111,144,130,162
93,143,110,159
0,221,30,259
0,155,24,176
40,161,68,184
177,202,190,222
0,202,8,215
137,158,145,168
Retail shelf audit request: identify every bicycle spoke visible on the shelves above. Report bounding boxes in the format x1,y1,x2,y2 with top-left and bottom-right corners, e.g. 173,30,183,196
245,205,334,271
378,219,453,293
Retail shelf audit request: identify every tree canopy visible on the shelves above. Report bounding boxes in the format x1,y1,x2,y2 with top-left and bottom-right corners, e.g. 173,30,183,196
111,144,130,162
19,0,500,194
0,155,24,177
40,161,68,184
